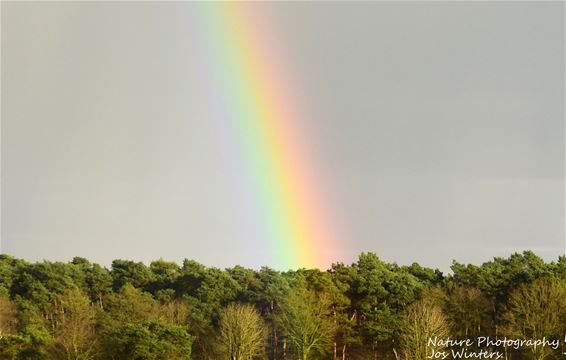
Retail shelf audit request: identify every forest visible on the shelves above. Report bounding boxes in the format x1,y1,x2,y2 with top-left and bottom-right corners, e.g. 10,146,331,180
0,251,565,360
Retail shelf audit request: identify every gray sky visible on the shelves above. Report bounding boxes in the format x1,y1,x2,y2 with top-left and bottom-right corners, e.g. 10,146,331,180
2,1,564,271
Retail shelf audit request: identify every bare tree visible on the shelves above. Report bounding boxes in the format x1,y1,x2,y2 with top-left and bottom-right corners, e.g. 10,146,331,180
51,288,97,360
218,303,266,360
401,296,450,360
502,277,566,360
276,288,335,360
447,286,493,338
158,299,191,327
0,295,17,339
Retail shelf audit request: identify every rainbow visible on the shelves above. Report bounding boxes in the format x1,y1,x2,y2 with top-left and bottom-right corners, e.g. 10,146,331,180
195,2,338,270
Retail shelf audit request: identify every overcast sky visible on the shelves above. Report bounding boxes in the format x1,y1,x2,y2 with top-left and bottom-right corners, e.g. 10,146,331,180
2,1,564,271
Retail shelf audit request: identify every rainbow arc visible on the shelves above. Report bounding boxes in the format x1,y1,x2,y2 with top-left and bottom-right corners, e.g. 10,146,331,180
197,2,338,269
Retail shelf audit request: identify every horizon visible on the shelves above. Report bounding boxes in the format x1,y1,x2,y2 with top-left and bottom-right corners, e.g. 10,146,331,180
0,249,562,275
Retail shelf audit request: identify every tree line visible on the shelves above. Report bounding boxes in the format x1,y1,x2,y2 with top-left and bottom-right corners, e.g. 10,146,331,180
0,251,565,360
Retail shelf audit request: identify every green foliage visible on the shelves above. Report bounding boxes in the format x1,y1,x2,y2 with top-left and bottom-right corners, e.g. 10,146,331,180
13,323,52,359
0,251,564,359
111,260,156,291
85,263,112,308
451,251,549,305
0,255,27,294
114,320,194,360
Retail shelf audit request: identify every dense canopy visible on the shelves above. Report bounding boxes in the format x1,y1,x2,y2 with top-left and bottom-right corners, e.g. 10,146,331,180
0,251,565,359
